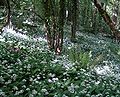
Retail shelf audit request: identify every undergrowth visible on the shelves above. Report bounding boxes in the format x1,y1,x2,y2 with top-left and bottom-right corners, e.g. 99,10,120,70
0,32,120,97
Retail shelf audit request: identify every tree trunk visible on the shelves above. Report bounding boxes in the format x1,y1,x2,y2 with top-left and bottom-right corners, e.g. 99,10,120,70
6,0,10,24
43,0,52,49
67,0,72,23
55,0,65,54
71,0,78,42
0,0,11,32
93,0,120,41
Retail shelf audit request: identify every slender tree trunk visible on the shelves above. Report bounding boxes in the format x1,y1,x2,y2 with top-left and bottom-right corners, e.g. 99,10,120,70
5,0,11,26
92,7,97,33
93,0,120,41
71,0,78,42
43,0,52,49
67,0,72,23
55,0,65,54
0,0,11,32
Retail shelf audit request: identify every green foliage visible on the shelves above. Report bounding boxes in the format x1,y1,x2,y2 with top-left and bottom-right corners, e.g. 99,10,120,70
65,32,120,71
68,47,91,69
0,32,120,96
0,0,120,96
90,54,104,68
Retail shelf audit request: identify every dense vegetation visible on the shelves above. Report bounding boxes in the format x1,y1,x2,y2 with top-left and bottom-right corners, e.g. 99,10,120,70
0,0,120,97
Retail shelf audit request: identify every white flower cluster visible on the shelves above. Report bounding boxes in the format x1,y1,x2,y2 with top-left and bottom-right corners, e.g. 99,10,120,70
48,77,59,83
0,89,6,97
41,88,49,95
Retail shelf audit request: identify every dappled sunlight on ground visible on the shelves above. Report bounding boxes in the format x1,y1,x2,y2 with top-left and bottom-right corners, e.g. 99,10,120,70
3,27,29,39
2,26,47,42
95,64,120,80
95,65,111,75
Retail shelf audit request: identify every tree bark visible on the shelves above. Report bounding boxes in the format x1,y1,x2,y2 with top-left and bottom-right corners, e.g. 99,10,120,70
0,0,11,32
93,0,120,41
5,0,11,26
43,0,52,49
55,0,65,54
71,0,78,42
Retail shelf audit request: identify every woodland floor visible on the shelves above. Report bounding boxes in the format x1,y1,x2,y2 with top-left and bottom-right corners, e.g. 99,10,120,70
0,28,120,97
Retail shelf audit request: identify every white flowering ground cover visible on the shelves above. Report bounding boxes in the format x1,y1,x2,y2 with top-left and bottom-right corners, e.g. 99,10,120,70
0,30,120,97
64,32,120,77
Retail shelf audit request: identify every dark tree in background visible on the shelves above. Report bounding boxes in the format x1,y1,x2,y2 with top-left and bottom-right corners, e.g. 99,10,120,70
71,0,78,42
0,0,10,30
